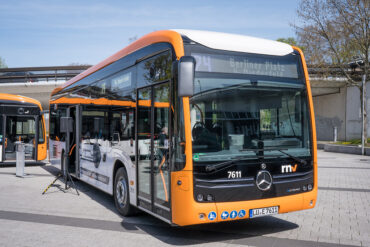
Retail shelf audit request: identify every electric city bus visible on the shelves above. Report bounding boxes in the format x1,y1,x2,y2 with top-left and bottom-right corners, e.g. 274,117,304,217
49,30,317,226
0,93,47,164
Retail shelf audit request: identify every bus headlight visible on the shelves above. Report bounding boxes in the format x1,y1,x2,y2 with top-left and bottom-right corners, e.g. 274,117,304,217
206,194,213,201
308,184,313,191
197,194,204,202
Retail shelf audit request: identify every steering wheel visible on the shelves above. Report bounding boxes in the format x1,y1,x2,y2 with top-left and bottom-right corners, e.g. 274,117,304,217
192,121,206,140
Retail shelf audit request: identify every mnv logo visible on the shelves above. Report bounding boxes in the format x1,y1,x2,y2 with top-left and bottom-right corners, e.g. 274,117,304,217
281,164,298,173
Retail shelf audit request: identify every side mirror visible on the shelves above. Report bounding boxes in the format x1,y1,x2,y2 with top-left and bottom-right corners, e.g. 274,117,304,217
178,56,195,97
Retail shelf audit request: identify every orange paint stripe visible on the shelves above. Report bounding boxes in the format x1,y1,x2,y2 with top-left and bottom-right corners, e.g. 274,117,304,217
293,46,318,189
51,30,184,96
50,97,136,107
159,156,169,202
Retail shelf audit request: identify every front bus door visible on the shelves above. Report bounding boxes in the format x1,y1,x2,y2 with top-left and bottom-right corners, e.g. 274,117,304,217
4,114,39,162
137,82,171,221
63,105,81,176
0,114,4,162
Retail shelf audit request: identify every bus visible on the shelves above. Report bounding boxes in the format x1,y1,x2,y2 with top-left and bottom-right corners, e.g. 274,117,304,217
0,93,47,164
49,30,317,226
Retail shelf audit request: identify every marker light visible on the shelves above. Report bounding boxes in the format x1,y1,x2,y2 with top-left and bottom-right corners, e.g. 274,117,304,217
302,185,307,191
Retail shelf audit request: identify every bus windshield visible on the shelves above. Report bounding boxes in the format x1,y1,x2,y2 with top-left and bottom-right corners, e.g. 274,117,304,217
190,76,311,162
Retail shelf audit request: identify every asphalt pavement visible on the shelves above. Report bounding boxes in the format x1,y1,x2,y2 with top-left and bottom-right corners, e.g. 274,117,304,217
0,150,369,247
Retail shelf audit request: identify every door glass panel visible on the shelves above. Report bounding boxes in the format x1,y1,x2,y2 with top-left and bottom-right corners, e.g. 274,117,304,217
5,116,36,160
0,115,3,162
137,87,152,199
153,83,170,207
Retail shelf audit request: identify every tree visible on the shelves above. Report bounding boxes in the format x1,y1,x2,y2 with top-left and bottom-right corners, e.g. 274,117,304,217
277,37,298,46
0,56,7,68
276,37,306,52
294,0,369,144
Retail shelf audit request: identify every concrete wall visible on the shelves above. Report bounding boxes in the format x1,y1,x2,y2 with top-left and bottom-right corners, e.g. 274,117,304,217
313,82,370,141
345,83,370,140
313,87,347,141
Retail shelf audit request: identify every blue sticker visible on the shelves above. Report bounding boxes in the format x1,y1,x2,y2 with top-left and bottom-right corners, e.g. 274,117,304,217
238,209,246,218
208,211,217,221
221,211,229,220
230,210,238,219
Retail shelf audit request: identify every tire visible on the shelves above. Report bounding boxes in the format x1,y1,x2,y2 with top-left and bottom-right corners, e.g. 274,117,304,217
114,167,136,216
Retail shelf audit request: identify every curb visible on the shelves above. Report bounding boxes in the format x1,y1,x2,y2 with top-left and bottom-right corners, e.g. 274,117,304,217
322,144,370,156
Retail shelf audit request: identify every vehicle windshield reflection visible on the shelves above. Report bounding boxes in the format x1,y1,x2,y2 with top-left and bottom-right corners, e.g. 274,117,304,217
190,77,311,162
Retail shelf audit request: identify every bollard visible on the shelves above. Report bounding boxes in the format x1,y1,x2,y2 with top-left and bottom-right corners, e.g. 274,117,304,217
15,141,25,177
333,126,338,143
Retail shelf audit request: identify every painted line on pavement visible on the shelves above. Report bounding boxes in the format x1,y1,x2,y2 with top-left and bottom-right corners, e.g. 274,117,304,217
319,187,370,193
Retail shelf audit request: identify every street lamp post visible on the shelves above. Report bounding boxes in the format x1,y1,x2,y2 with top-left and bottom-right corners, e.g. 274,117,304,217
362,74,366,155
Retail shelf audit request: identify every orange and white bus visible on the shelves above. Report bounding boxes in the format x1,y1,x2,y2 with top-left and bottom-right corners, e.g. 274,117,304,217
0,93,47,164
49,30,317,226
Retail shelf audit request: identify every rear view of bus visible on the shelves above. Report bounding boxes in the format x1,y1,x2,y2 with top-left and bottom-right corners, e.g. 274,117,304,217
0,93,47,164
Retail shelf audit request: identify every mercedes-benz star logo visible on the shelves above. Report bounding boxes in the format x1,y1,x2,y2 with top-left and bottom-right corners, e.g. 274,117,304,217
256,170,273,191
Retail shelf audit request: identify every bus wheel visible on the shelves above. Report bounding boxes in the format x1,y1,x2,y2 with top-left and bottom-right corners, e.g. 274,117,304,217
114,167,135,216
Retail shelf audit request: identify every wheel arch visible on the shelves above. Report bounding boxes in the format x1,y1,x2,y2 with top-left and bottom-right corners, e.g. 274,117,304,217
112,158,137,206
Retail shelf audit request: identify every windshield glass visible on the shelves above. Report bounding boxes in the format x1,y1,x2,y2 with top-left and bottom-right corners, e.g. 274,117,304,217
190,76,311,162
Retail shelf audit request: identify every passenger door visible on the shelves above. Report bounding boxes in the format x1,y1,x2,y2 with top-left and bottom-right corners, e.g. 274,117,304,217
137,82,171,220
0,115,3,162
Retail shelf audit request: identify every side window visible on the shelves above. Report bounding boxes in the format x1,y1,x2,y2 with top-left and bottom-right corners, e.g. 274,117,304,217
111,109,135,141
49,106,66,141
0,115,2,141
38,118,44,143
88,67,135,100
81,107,110,141
137,51,172,88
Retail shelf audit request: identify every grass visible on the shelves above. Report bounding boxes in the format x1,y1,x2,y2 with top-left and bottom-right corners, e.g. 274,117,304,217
335,138,370,147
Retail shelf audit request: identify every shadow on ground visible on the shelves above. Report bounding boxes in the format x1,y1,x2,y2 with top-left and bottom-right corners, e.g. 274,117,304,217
41,165,299,246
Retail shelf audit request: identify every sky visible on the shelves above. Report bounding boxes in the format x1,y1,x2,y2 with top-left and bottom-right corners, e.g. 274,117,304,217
0,0,301,68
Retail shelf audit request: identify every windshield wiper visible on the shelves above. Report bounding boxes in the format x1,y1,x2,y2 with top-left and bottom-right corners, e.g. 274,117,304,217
241,148,307,165
204,156,255,172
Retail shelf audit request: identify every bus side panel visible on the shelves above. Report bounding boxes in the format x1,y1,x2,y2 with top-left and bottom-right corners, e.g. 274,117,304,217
78,140,136,198
37,115,47,161
79,140,112,194
37,142,47,161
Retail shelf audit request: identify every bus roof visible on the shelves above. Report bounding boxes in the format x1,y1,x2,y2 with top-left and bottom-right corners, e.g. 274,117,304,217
173,29,293,56
52,29,294,96
0,93,43,110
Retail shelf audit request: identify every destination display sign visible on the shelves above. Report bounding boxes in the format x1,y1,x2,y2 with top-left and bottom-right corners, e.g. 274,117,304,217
192,53,300,79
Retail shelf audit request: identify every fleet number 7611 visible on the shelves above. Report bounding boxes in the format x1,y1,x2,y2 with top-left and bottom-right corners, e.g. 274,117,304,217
228,171,242,179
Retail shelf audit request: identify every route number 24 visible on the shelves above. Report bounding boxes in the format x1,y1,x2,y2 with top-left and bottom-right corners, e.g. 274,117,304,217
228,171,242,179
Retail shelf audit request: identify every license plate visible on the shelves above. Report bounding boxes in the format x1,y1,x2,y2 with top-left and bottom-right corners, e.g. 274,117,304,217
249,206,279,218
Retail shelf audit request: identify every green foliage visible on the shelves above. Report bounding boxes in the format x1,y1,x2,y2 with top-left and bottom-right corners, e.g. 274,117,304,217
336,138,370,147
276,37,305,52
0,56,7,68
276,37,297,46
